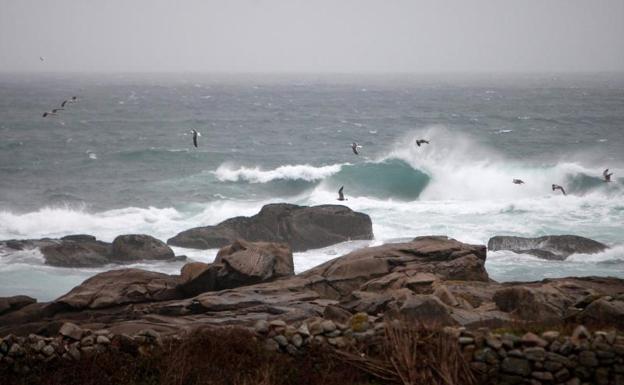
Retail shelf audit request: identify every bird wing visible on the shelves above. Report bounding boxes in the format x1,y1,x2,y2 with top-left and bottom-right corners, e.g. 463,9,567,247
193,136,198,147
61,100,67,107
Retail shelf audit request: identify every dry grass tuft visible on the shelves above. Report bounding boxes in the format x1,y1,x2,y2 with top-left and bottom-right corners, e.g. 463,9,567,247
335,319,475,385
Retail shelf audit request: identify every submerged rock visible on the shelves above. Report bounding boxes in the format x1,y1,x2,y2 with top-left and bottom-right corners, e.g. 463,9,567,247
487,235,608,260
166,203,373,251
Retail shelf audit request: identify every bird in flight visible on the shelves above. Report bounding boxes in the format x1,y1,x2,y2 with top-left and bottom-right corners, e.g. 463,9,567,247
416,139,430,147
552,184,566,196
337,186,347,201
512,179,525,185
603,169,613,182
42,108,63,117
191,129,201,148
61,96,78,108
351,142,362,155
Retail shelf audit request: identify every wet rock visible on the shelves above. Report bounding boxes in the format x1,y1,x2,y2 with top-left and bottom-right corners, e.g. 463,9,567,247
111,234,175,262
167,203,373,251
487,235,608,260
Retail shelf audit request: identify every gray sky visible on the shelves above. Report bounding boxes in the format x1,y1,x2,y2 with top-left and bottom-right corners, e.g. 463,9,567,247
1,0,623,73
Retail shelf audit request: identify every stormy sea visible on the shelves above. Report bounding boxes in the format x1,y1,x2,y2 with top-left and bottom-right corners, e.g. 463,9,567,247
1,72,623,301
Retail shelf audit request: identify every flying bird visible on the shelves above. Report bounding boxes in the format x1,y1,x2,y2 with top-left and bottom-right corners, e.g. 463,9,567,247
351,142,362,155
337,186,347,201
416,139,430,147
42,108,63,117
61,96,78,107
512,179,525,185
190,129,201,148
39,56,44,62
552,184,566,196
603,169,613,182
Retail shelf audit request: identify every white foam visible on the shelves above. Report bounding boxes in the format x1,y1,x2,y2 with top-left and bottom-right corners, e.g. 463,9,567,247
213,163,345,183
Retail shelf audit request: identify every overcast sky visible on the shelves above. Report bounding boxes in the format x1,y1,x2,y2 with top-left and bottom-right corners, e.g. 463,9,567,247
0,0,623,73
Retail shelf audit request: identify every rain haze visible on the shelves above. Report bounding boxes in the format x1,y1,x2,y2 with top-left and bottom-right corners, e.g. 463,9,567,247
1,0,623,73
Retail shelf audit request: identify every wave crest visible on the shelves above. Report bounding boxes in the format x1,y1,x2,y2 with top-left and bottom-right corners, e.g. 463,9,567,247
213,163,343,183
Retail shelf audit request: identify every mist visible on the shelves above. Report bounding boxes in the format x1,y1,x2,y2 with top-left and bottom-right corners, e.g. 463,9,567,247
0,0,623,73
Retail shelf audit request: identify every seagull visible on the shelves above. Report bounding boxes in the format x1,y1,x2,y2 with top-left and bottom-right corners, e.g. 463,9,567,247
39,56,44,62
351,142,362,155
337,186,347,201
42,108,63,117
552,184,566,196
416,139,430,147
190,129,201,148
61,97,78,108
603,169,613,182
512,179,525,185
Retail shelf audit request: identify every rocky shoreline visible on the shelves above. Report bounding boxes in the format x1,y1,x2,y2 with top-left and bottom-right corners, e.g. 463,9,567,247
1,203,622,384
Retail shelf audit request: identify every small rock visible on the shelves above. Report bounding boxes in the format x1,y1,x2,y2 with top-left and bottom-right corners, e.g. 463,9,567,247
522,332,547,347
263,338,279,352
321,320,337,333
254,320,269,334
96,335,110,345
41,345,55,357
269,320,287,329
532,371,554,381
541,330,560,342
291,334,303,348
326,330,341,338
8,343,25,357
486,335,503,350
524,347,546,361
328,337,347,348
32,340,46,352
286,344,298,355
554,368,570,382
68,344,81,361
308,319,324,336
81,335,94,347
297,323,310,337
273,334,288,347
59,322,84,341
323,305,352,324
577,350,598,367
571,325,591,343
502,357,531,376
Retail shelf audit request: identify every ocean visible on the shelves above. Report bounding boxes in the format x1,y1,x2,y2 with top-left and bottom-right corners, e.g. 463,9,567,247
1,72,623,301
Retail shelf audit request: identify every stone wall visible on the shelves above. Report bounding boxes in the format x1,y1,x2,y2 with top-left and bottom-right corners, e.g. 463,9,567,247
2,316,623,385
460,326,624,385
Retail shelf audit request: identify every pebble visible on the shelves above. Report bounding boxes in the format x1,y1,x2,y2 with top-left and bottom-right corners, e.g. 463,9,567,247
59,322,84,341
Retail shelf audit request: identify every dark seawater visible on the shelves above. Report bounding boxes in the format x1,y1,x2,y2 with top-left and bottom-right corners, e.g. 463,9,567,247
1,72,623,300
